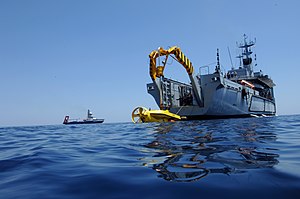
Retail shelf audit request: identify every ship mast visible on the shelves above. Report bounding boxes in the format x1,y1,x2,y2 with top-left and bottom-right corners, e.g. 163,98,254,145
87,109,93,119
238,34,255,77
215,48,221,73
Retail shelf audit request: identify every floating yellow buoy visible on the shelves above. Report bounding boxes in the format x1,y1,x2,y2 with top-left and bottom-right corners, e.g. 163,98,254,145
131,107,181,123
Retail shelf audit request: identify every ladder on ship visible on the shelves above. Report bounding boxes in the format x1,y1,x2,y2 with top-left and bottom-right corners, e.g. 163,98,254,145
161,78,172,109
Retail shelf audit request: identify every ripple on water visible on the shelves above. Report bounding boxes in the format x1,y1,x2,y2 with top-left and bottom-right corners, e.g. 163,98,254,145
1,116,300,199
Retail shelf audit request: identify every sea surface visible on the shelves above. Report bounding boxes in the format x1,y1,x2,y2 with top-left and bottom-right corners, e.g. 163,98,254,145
1,115,300,199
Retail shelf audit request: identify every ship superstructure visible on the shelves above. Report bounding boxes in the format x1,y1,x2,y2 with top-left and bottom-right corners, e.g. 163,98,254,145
146,35,276,120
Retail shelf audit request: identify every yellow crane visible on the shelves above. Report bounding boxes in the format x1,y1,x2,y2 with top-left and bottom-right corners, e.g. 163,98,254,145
132,46,203,123
149,46,194,80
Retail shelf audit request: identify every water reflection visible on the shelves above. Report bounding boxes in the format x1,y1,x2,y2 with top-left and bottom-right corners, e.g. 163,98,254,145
142,118,279,182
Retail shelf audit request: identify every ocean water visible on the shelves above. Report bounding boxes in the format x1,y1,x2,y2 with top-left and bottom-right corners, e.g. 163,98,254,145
1,115,300,199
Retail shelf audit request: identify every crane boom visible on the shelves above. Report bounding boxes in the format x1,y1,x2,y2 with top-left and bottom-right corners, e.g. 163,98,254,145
149,46,194,80
148,46,203,107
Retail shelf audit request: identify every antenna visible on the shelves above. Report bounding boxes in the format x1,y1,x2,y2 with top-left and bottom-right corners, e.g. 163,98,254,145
227,47,234,70
215,48,220,72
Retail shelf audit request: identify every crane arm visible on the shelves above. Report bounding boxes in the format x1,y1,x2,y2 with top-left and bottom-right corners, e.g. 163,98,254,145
148,46,204,107
149,46,194,80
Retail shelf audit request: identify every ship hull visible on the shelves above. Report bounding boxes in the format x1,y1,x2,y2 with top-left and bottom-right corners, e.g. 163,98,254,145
63,119,104,125
147,73,276,120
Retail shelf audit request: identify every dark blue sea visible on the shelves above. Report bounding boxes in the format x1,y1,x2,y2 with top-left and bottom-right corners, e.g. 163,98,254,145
1,115,300,199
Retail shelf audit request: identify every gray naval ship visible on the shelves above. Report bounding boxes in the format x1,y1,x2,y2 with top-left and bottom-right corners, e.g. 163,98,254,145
147,35,276,119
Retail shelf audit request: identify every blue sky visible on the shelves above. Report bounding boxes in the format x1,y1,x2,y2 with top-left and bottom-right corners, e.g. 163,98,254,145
1,0,299,126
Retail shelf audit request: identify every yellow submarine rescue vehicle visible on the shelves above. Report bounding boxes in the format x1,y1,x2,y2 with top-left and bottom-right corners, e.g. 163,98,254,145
131,107,181,123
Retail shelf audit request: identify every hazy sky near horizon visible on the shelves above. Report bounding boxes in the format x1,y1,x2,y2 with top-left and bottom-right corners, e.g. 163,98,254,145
1,0,299,126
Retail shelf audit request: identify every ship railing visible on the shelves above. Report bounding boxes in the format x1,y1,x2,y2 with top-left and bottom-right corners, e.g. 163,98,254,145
229,75,257,81
198,65,226,76
68,118,80,122
199,65,210,75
